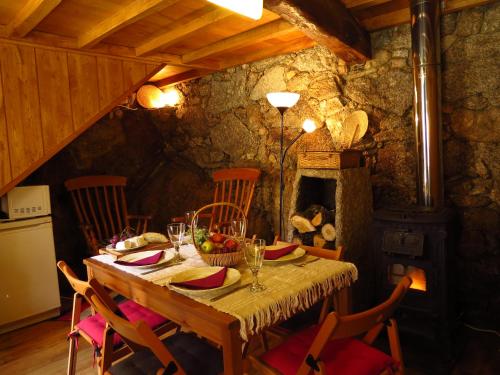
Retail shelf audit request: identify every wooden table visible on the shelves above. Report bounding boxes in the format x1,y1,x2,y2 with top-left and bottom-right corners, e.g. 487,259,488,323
84,247,353,374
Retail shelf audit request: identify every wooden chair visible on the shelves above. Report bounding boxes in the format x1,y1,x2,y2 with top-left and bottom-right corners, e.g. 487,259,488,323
57,261,176,375
172,168,261,233
254,241,345,354
250,276,412,375
65,175,152,254
83,279,224,375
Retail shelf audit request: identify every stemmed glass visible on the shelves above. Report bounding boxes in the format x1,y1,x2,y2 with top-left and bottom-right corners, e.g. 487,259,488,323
166,223,185,261
243,238,266,292
230,219,247,241
185,210,197,230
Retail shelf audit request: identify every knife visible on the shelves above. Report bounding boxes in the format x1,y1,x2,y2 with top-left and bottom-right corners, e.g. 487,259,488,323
209,283,251,302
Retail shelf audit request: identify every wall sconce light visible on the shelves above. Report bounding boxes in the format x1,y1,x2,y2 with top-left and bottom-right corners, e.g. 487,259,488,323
267,91,317,239
136,85,181,109
162,87,181,107
136,85,167,109
207,0,263,20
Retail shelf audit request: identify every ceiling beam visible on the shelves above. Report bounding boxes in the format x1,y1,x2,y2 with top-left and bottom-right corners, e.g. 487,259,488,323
264,0,371,63
78,0,179,48
136,7,232,56
356,0,495,31
6,0,61,37
182,19,294,64
155,68,214,88
219,36,316,71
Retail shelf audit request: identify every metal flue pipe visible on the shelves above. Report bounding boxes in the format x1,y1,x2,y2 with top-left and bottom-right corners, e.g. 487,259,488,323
410,0,444,209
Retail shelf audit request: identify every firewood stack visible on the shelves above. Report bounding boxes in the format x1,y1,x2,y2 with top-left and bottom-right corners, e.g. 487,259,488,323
290,204,336,249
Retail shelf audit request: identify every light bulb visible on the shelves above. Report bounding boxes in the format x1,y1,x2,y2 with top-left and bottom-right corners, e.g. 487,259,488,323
302,119,317,133
162,88,181,106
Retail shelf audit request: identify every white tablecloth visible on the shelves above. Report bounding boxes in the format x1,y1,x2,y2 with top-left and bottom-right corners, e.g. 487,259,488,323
93,244,358,341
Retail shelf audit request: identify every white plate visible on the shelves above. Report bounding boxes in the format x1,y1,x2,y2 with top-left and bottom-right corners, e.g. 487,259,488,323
116,250,174,268
263,246,306,264
169,267,241,296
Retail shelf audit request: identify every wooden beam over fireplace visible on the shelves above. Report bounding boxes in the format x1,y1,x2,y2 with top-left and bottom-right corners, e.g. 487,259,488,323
264,0,371,63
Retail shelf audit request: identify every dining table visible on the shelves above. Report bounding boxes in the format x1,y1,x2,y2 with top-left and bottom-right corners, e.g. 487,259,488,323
85,242,358,374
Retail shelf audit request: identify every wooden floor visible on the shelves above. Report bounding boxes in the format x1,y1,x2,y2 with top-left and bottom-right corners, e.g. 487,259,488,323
0,320,95,375
0,318,498,374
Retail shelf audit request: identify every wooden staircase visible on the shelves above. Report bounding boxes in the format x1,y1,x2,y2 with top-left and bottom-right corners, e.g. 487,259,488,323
0,40,163,196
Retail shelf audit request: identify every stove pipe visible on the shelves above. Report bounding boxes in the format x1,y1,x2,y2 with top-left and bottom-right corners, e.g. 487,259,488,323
410,0,444,209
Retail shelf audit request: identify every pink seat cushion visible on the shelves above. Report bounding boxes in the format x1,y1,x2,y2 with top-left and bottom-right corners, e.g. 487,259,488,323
261,325,398,375
76,300,167,348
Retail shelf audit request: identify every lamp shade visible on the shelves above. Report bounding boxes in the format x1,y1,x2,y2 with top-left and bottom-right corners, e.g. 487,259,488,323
266,92,300,109
207,0,263,20
136,85,166,109
302,119,317,133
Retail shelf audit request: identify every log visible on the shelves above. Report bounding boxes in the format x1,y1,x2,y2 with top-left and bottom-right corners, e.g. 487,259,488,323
313,233,327,248
305,204,328,227
290,214,316,233
321,223,336,241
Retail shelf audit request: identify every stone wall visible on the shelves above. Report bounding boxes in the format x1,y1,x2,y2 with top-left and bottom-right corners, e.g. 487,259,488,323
26,3,498,322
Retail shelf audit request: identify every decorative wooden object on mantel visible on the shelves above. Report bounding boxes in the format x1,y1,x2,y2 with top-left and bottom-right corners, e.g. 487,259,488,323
297,150,362,169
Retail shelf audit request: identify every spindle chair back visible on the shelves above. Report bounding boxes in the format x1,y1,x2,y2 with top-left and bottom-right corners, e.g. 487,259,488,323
209,168,261,234
65,175,150,254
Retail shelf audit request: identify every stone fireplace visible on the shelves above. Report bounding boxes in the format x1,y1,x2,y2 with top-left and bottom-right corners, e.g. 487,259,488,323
290,167,373,307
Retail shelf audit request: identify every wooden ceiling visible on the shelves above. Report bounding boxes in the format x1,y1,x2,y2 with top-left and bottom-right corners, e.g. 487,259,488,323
0,0,492,87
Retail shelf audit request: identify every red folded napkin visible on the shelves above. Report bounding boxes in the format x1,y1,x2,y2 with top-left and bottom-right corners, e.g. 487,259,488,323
170,267,227,290
264,244,299,260
115,251,163,266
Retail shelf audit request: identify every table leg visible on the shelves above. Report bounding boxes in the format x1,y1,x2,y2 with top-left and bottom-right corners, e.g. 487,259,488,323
333,286,352,316
222,326,243,375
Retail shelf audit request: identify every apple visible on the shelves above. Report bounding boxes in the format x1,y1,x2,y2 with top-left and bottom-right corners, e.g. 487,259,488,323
201,240,215,253
223,239,238,252
211,233,225,243
213,242,224,254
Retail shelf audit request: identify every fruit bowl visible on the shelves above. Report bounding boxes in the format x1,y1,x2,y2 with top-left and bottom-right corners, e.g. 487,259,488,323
191,202,246,267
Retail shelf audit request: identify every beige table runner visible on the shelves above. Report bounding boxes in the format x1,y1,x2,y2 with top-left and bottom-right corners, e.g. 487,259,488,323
93,244,358,341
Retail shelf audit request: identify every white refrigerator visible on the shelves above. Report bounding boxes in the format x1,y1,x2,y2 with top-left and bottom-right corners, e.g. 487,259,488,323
0,216,61,334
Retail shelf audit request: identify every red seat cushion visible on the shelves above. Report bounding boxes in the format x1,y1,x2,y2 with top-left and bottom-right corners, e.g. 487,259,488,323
261,325,398,375
76,300,167,348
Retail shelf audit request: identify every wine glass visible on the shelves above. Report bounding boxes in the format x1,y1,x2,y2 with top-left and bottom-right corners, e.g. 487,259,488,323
166,223,185,261
230,219,247,241
243,238,266,292
185,210,197,229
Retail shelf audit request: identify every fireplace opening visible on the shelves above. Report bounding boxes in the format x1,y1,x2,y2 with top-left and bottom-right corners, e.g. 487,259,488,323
290,176,337,248
295,176,337,212
389,264,427,292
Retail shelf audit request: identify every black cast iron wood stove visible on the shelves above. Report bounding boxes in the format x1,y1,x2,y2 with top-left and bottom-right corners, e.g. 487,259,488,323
373,0,457,366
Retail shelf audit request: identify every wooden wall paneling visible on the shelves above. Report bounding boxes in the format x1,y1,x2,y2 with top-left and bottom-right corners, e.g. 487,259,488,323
122,60,147,88
67,53,99,131
96,56,124,110
35,48,73,148
0,62,12,186
0,43,43,177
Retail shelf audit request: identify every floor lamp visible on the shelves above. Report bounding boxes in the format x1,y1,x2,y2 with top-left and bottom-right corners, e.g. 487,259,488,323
267,92,317,239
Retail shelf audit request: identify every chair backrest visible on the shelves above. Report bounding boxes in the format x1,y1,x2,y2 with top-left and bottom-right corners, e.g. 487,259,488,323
210,168,261,233
57,260,119,312
65,175,130,252
297,276,412,375
275,239,344,261
83,284,186,375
